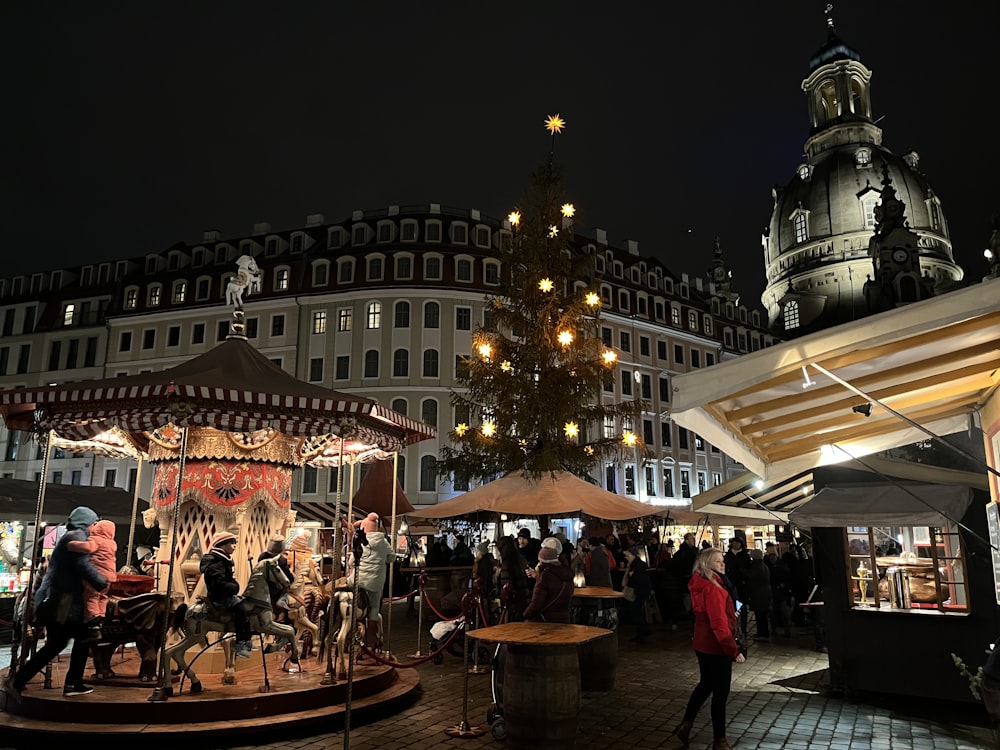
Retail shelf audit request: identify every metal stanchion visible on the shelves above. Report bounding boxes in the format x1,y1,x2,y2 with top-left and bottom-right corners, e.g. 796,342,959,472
445,593,486,738
468,582,490,675
409,572,427,658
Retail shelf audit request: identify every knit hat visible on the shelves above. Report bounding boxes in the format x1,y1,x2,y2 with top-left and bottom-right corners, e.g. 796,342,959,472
517,528,532,540
291,530,312,551
356,512,379,534
68,506,99,530
538,546,560,563
476,542,490,556
750,548,764,560
265,536,285,556
210,531,238,549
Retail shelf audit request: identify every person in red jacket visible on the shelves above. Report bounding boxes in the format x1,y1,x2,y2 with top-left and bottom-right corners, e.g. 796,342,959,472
673,547,746,750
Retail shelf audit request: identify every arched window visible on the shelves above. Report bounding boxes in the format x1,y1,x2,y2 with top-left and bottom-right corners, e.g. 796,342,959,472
394,301,410,328
392,349,409,377
424,301,440,328
783,300,801,331
420,455,437,492
793,213,808,244
421,398,438,427
422,349,439,378
363,349,379,378
391,398,408,415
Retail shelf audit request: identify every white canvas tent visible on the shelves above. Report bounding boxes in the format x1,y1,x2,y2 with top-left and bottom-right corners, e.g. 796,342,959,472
670,282,1000,483
788,483,975,529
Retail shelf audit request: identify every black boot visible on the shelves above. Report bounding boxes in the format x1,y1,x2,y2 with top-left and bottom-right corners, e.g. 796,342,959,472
672,719,692,747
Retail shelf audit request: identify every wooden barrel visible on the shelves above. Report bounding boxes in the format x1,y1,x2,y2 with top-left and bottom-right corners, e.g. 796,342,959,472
503,644,580,750
579,631,616,691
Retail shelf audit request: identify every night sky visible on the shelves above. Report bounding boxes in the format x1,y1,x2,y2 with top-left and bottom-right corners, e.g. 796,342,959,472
3,2,997,310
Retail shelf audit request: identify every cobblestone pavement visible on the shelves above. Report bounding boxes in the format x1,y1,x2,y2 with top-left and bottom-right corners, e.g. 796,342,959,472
2,602,996,750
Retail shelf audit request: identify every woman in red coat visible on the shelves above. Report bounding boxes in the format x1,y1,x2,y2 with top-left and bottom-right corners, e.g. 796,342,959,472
673,547,746,750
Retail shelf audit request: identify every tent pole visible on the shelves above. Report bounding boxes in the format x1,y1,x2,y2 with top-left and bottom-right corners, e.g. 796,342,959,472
323,438,346,684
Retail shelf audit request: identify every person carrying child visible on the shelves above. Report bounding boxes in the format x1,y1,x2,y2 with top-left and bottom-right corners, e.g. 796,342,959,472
66,518,117,640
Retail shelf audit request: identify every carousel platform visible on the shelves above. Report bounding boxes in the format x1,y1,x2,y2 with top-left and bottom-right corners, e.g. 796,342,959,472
0,645,420,744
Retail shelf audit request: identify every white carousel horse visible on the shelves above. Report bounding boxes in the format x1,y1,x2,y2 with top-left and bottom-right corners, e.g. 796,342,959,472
323,578,370,680
163,556,299,694
225,254,262,308
286,546,324,654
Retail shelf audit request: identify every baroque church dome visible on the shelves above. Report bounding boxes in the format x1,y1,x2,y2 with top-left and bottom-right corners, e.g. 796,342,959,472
762,15,964,336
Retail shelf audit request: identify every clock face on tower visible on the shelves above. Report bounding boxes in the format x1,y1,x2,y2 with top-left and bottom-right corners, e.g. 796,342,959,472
892,248,909,264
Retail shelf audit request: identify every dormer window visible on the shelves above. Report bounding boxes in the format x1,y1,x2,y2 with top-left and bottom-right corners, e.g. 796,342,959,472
425,221,441,242
148,285,162,306
328,228,345,249
401,221,418,242
854,148,872,167
125,287,138,309
291,235,303,254
265,238,279,257
352,225,368,246
798,164,812,181
792,211,809,244
376,222,393,243
451,223,468,244
173,281,187,303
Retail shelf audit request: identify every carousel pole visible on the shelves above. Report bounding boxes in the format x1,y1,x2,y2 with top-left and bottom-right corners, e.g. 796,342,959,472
16,428,54,673
322,438,346,685
149,425,189,702
342,457,358,748
124,454,144,571
383,452,399,659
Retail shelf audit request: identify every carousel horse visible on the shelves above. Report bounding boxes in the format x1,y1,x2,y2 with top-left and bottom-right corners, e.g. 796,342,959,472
285,536,325,654
295,580,331,658
323,578,370,680
225,254,262,308
164,556,299,694
91,590,184,681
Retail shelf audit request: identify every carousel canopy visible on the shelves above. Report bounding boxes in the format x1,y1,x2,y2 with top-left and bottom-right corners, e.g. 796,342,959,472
407,470,661,522
0,334,435,457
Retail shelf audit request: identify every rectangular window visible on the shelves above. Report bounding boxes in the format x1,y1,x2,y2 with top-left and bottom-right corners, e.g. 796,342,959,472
641,374,652,400
338,309,352,332
620,331,631,352
680,470,691,498
425,257,441,280
83,337,97,368
624,465,635,495
679,428,689,449
338,261,354,283
302,465,317,494
245,317,258,338
313,310,327,334
167,326,180,347
142,329,155,350
659,376,670,402
16,344,30,374
396,256,412,279
657,341,667,360
456,307,472,331
605,464,617,494
313,264,329,286
645,465,656,496
366,302,382,329
48,340,61,371
602,327,612,346
639,336,650,357
674,344,685,365
335,355,350,380
119,331,132,353
846,524,969,613
621,370,632,396
271,314,285,336
642,419,654,445
104,469,117,488
662,468,674,497
309,357,323,382
192,323,205,345
691,350,701,368
661,422,672,447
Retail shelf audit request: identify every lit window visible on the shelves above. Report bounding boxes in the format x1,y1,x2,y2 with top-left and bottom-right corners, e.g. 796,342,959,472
784,300,801,331
312,310,327,334
173,281,187,303
338,309,352,332
793,213,808,244
62,304,75,326
275,269,289,291
366,302,381,329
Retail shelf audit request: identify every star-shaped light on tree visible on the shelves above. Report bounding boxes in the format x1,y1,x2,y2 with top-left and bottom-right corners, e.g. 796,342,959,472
548,225,559,238
507,210,521,227
477,342,492,359
538,278,554,292
564,422,579,438
481,422,496,437
561,203,575,218
602,349,618,365
557,330,574,347
585,292,600,307
544,114,566,134
455,423,469,437
500,360,512,372
622,431,638,447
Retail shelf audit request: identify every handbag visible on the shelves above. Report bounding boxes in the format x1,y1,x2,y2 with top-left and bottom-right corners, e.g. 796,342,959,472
622,585,636,602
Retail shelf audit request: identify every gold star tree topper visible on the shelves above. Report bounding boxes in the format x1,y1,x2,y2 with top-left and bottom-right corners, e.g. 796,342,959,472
544,114,566,134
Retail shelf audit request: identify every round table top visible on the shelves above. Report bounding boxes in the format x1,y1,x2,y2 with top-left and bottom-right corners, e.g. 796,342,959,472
467,621,612,646
572,586,625,599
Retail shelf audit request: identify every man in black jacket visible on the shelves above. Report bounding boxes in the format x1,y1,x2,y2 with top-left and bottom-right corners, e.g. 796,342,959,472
201,531,253,659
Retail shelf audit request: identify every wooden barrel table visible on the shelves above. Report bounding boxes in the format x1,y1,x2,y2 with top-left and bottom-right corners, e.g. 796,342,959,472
468,622,612,750
572,586,624,691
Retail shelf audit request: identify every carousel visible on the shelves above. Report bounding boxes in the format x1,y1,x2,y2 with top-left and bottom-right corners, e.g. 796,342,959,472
0,267,435,743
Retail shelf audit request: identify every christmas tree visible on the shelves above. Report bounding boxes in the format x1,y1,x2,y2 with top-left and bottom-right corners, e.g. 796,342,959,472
437,115,650,488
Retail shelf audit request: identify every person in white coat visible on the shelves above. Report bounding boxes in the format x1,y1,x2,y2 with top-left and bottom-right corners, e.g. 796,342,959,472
354,512,392,650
